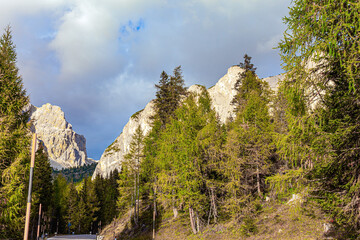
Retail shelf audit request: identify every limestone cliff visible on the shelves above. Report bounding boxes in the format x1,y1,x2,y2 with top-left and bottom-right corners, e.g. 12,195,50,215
93,66,282,178
30,103,90,169
93,101,155,178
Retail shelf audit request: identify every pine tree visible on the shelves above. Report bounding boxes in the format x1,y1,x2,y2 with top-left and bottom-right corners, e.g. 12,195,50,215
121,126,144,224
153,88,219,234
29,144,53,239
154,66,187,126
117,164,133,214
52,174,68,234
65,183,79,233
84,177,99,234
0,25,30,238
239,54,256,75
232,55,262,111
100,170,119,225
224,60,273,222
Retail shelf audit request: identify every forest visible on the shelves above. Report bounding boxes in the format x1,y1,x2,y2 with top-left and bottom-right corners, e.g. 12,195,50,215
1,0,360,239
52,163,98,183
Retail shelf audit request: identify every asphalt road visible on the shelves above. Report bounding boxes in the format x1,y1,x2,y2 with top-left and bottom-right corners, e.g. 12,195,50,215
47,235,97,239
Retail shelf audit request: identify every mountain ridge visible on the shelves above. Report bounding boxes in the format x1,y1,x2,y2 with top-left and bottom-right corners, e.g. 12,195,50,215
93,66,283,178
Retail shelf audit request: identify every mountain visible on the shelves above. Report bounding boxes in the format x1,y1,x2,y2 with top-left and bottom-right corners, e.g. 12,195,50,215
30,103,92,169
92,100,156,178
93,66,282,178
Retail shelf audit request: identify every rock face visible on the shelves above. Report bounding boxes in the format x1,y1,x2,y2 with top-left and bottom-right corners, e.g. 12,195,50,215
30,103,90,169
208,66,244,122
93,101,155,178
93,66,282,178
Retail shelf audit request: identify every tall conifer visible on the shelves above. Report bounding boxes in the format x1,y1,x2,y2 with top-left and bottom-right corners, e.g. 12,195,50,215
0,25,30,238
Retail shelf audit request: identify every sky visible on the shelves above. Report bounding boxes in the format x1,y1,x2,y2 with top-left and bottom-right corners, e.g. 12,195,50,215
0,0,291,160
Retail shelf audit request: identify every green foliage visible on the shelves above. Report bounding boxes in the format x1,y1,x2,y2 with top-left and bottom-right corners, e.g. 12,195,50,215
120,126,144,224
153,66,187,126
277,0,360,234
117,164,133,213
53,174,68,233
0,25,30,238
131,109,144,120
52,162,98,183
94,170,119,227
240,217,258,237
104,138,120,155
141,86,224,232
266,169,305,196
223,58,274,222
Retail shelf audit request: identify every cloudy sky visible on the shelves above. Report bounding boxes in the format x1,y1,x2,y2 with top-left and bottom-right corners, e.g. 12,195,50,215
0,0,291,159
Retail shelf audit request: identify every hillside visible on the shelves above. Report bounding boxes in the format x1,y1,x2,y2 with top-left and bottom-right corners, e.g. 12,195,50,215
99,195,333,240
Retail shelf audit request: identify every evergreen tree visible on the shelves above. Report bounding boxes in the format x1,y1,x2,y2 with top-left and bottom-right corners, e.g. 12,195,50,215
65,183,79,233
276,0,360,233
239,54,256,75
117,164,133,214
152,88,219,234
52,174,68,234
0,25,30,238
232,55,262,111
84,177,99,234
224,61,273,222
154,66,187,126
29,144,53,239
94,170,119,226
121,126,144,224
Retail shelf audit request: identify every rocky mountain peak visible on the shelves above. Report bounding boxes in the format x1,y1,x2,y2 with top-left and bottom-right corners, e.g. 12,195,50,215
30,103,90,169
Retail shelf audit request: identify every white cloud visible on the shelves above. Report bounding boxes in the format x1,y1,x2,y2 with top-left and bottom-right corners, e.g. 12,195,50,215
0,0,291,158
0,0,69,26
48,0,166,79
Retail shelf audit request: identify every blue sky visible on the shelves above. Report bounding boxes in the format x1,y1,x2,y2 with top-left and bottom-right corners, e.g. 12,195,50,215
0,0,291,159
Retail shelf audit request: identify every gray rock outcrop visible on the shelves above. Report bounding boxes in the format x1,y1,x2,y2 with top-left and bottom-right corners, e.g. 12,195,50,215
93,66,282,178
30,103,91,169
93,101,155,178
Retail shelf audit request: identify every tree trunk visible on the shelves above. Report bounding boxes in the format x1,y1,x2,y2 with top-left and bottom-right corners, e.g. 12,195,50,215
189,207,197,234
134,172,137,224
172,190,178,219
256,164,261,198
173,207,178,219
210,187,217,224
153,185,157,240
136,159,140,224
196,211,200,233
130,193,133,223
207,203,212,226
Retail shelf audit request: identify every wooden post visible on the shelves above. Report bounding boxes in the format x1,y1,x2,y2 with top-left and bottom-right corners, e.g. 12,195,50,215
152,185,156,240
24,133,37,240
36,203,42,240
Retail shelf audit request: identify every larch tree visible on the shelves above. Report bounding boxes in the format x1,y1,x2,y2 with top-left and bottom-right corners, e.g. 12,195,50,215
275,0,360,234
154,88,219,234
224,60,274,223
122,126,144,224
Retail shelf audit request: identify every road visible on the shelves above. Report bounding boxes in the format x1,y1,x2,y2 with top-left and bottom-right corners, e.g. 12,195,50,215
47,235,97,240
